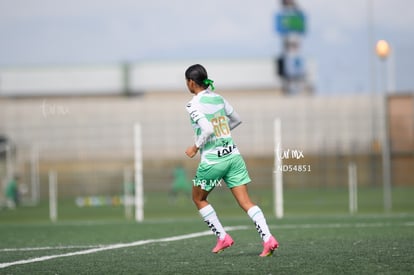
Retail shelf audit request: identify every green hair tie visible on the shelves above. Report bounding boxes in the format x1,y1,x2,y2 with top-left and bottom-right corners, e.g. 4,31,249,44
203,78,215,91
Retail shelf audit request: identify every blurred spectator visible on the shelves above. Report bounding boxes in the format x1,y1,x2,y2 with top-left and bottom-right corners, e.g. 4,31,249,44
169,165,191,203
5,176,19,209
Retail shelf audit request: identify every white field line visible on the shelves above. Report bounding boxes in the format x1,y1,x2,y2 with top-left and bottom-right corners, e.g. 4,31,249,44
1,222,412,269
0,226,248,254
0,226,247,269
269,222,414,230
0,245,105,252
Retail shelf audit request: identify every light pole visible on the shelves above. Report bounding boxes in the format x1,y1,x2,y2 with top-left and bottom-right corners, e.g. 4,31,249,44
376,39,390,60
375,39,392,213
275,0,306,94
367,0,379,188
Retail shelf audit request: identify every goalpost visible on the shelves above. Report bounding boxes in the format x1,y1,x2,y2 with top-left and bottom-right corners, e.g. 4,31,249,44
49,170,58,222
348,162,358,214
273,118,360,217
134,123,144,222
44,124,143,222
273,118,284,219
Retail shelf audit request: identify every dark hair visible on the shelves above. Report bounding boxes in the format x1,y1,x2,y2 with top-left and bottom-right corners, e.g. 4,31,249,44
185,64,209,89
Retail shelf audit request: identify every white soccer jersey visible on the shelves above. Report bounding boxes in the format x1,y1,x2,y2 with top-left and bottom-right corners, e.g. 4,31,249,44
186,90,240,164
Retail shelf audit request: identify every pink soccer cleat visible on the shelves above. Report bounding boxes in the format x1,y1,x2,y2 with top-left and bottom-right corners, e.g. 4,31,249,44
259,236,279,257
212,234,234,253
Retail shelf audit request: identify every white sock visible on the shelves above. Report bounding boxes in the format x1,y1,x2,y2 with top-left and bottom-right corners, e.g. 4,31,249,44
247,205,272,242
199,204,227,240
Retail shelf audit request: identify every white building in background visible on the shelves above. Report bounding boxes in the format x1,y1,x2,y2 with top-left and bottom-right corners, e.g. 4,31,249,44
0,58,282,97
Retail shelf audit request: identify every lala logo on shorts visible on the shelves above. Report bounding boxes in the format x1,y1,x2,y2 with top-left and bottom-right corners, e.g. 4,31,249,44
217,144,237,157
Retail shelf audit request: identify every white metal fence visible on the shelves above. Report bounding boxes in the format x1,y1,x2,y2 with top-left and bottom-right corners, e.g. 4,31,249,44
0,91,389,205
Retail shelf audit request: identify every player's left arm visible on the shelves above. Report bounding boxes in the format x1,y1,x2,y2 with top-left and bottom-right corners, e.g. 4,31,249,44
228,111,242,130
223,98,242,130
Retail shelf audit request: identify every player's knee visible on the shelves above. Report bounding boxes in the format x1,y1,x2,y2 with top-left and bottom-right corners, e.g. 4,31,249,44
236,198,255,212
192,194,202,206
192,194,208,209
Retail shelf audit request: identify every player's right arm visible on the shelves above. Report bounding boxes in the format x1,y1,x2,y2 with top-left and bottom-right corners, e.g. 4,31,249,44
185,117,214,158
185,101,214,158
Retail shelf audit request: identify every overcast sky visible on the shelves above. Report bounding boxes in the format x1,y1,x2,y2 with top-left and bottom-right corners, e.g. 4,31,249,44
0,0,413,94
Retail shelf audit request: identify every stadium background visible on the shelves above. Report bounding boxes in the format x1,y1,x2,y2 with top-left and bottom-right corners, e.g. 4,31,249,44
0,59,413,217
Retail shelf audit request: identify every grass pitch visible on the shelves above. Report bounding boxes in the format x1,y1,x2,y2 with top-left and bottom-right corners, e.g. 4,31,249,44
1,187,414,274
0,216,413,274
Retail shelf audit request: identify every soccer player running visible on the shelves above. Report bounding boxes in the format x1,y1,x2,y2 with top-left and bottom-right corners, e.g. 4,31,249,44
184,64,279,257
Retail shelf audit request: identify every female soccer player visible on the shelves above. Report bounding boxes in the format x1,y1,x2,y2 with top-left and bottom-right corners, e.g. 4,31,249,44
184,64,279,257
